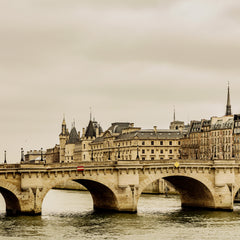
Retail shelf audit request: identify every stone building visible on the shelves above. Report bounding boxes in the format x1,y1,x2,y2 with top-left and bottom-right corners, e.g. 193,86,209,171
45,145,60,164
181,84,236,160
59,117,69,163
90,121,187,162
64,123,80,163
73,119,103,162
233,114,240,160
25,149,46,163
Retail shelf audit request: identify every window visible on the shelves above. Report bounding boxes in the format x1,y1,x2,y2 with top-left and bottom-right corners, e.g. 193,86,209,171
160,150,163,154
178,141,181,145
83,144,85,149
142,141,145,145
151,149,154,154
169,149,172,154
142,157,145,160
169,141,172,145
151,157,155,160
151,141,154,146
142,149,145,154
160,141,163,145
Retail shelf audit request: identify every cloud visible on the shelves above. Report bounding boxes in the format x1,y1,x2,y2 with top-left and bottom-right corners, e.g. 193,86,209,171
0,0,240,161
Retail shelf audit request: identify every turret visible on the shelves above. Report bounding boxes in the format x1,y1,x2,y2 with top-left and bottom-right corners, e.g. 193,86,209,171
59,116,69,162
61,115,67,135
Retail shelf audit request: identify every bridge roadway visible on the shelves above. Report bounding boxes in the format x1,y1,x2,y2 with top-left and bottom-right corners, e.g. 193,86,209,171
0,159,239,216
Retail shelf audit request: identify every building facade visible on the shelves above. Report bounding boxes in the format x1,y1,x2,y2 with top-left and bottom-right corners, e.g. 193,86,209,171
25,85,239,164
180,84,238,161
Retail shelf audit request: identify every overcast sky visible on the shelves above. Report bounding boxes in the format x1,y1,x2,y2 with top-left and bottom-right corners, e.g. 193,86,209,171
1,0,240,162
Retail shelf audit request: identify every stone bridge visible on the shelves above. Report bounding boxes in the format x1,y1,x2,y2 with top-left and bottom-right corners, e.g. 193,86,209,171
0,159,239,216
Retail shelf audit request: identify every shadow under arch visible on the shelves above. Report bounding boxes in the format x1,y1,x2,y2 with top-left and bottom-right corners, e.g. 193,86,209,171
73,179,119,211
233,187,240,203
0,187,21,215
163,176,215,209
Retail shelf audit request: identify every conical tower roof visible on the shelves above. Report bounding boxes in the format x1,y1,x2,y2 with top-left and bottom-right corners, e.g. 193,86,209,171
67,127,80,144
85,120,96,138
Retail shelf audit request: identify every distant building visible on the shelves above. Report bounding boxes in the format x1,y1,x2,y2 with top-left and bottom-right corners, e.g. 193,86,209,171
25,149,46,163
181,84,237,160
26,84,239,163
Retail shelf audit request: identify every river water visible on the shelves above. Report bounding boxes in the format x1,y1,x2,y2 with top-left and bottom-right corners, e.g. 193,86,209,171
0,190,240,240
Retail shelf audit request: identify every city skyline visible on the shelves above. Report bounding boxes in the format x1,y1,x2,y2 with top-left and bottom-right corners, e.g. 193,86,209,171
1,0,240,162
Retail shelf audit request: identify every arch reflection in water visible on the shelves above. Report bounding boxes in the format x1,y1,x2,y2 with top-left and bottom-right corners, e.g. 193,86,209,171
42,189,93,215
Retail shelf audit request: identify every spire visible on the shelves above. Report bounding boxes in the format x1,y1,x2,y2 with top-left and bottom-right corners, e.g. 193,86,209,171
72,119,75,129
225,82,232,116
60,114,67,135
62,114,66,125
90,107,92,121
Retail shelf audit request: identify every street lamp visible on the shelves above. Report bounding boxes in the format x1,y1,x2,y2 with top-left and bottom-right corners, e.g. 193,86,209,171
4,150,6,164
41,148,44,162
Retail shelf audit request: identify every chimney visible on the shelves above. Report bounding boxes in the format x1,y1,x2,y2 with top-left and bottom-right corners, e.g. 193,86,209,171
96,127,99,137
82,128,85,137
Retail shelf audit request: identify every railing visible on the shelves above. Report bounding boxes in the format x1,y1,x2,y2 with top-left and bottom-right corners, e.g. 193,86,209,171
1,158,240,171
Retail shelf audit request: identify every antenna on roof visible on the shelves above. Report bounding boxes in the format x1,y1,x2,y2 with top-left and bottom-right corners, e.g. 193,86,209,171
90,107,92,121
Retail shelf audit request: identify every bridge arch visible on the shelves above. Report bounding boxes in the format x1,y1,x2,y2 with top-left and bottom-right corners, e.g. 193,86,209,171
40,177,120,213
138,174,215,209
0,181,21,215
73,179,119,211
232,183,240,202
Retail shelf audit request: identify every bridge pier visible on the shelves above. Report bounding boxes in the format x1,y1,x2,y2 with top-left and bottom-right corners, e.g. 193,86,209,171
17,188,44,216
180,185,234,211
75,179,138,213
111,185,138,213
212,185,234,211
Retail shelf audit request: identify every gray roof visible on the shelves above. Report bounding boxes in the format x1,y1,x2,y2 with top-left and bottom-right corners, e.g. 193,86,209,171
67,127,80,144
85,120,96,138
190,121,202,133
92,120,103,134
91,129,185,144
116,129,185,141
107,122,132,134
211,118,233,130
